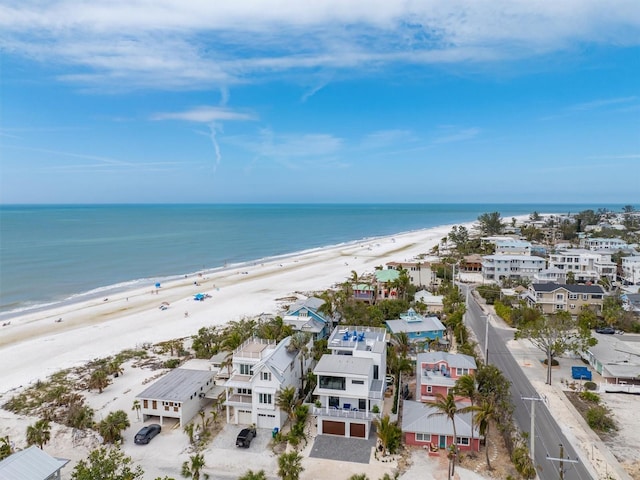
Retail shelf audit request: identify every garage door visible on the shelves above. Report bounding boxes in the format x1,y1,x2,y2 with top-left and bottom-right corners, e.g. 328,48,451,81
257,413,277,429
322,420,345,436
350,423,366,438
237,410,252,425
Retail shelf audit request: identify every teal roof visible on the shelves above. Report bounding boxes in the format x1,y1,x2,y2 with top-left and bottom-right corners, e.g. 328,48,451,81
354,283,375,291
375,270,400,282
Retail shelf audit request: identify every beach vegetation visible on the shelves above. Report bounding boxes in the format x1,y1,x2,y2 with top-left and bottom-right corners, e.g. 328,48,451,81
277,451,304,480
239,470,267,480
71,446,144,480
476,284,501,305
0,435,14,460
88,368,111,393
26,419,51,449
477,212,505,236
66,402,95,429
97,410,130,444
287,332,311,395
191,326,222,358
256,316,294,342
275,386,298,423
181,453,208,480
373,414,402,456
164,358,181,368
586,405,617,432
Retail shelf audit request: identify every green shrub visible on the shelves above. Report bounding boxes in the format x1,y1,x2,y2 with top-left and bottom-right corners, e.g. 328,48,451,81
511,444,536,479
584,381,597,391
579,391,600,403
163,358,180,369
494,301,513,325
586,405,617,432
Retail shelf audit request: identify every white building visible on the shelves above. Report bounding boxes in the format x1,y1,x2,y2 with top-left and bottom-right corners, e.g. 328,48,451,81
581,237,628,251
136,368,216,427
548,249,616,283
481,254,545,283
223,336,310,430
492,238,532,255
313,326,388,439
621,256,640,285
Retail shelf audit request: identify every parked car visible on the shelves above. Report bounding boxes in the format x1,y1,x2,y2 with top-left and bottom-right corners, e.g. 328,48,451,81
236,427,256,448
134,424,161,444
595,326,615,334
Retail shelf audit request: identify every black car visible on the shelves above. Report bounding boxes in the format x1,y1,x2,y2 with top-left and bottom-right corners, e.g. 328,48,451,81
595,326,615,334
236,427,256,448
134,424,161,444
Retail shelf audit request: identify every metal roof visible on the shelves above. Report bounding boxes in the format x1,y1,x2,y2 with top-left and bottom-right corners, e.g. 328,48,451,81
401,400,478,437
386,315,445,335
417,351,477,370
531,283,605,294
375,269,400,282
314,355,372,376
136,368,215,402
0,446,69,480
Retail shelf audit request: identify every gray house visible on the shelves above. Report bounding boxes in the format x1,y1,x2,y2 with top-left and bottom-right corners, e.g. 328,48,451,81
0,446,69,480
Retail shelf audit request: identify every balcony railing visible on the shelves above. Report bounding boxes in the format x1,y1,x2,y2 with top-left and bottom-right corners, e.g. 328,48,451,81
313,406,378,421
224,394,253,408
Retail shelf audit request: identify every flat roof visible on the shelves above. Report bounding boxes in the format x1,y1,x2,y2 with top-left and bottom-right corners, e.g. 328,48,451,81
315,355,372,376
587,334,640,379
137,368,215,402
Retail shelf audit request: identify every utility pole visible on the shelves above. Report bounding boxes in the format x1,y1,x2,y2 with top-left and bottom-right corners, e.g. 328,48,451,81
547,443,579,480
483,314,490,363
522,396,545,462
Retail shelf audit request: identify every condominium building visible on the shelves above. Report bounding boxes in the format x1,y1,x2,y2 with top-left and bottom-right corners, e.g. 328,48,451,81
481,254,545,283
548,249,616,283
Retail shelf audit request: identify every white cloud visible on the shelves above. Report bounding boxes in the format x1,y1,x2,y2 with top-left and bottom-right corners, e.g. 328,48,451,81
151,106,256,122
432,127,481,144
1,1,638,90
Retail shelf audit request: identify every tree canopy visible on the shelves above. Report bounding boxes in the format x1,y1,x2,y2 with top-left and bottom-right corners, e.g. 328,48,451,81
71,447,144,480
476,212,504,236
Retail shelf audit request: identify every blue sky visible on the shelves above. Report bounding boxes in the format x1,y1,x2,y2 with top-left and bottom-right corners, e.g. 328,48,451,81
1,1,639,204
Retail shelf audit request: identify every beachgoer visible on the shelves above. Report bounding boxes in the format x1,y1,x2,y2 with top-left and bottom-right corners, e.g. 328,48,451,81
184,311,189,318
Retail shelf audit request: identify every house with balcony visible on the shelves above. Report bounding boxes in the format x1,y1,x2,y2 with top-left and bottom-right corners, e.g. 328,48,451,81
481,254,545,283
353,283,376,304
313,326,388,438
282,296,332,339
386,261,434,287
621,256,640,286
581,237,629,251
402,400,481,451
223,336,310,429
385,308,445,343
525,283,605,315
136,368,216,427
548,249,616,284
492,238,532,256
375,269,400,301
416,352,477,403
533,267,567,284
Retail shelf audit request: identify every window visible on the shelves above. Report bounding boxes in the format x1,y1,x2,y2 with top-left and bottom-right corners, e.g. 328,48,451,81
237,388,252,395
352,379,365,385
143,400,148,408
259,393,272,404
427,386,432,393
456,368,469,376
240,364,253,375
329,396,340,408
555,304,565,310
152,400,157,409
319,376,346,390
261,372,271,381
359,399,367,410
568,293,578,300
416,433,431,442
373,365,379,380
556,294,564,300
583,294,588,300
456,437,470,446
592,294,602,299
569,304,576,309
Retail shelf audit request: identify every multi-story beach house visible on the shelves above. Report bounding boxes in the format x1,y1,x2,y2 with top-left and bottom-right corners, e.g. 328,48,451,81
223,336,311,429
525,283,606,315
386,261,434,288
414,290,444,313
313,326,388,439
136,368,216,427
282,296,332,340
375,269,400,301
415,352,477,403
581,237,629,251
491,238,532,255
385,308,446,344
621,256,640,286
353,283,376,304
548,249,616,284
401,351,480,452
481,254,546,283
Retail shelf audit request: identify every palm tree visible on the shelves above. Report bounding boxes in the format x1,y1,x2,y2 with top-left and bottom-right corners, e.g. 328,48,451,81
132,399,141,421
348,475,369,480
428,393,459,478
373,415,401,456
453,375,478,454
287,332,311,395
108,359,124,377
473,398,497,470
392,332,411,359
181,453,208,480
184,423,196,445
277,451,304,480
88,368,110,393
0,436,14,460
26,419,51,449
275,386,298,424
238,470,267,480
98,410,130,444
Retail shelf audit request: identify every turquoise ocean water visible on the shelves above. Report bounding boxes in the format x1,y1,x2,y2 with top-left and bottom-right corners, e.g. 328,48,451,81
0,204,622,315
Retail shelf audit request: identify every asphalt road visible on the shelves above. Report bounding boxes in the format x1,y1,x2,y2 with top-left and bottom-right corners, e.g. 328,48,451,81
462,285,593,480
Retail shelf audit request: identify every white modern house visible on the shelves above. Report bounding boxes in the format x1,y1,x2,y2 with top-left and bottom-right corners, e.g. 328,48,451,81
492,238,532,255
313,326,388,439
481,254,546,283
223,336,311,430
621,256,640,285
581,237,628,251
136,368,216,427
548,249,616,283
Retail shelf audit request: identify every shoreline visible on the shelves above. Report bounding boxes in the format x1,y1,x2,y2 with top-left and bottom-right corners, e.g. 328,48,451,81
0,221,468,394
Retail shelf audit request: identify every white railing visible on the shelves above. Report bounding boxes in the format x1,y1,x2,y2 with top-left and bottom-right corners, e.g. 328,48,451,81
312,406,378,421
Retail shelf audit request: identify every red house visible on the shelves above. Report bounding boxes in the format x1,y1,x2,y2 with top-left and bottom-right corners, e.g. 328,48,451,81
416,352,477,403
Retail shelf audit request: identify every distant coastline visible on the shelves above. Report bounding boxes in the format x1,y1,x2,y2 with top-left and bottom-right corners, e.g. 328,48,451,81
0,203,625,316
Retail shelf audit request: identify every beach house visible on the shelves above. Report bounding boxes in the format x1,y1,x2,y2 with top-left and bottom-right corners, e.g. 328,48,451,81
375,269,400,301
525,283,605,315
415,352,477,403
621,256,640,285
0,446,69,480
136,368,216,427
481,254,546,283
386,261,434,288
547,249,616,284
223,336,310,429
385,308,445,344
282,296,332,339
313,326,388,438
581,237,629,251
414,290,445,313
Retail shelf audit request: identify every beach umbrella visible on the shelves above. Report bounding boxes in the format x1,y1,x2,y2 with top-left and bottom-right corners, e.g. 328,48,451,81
155,282,161,288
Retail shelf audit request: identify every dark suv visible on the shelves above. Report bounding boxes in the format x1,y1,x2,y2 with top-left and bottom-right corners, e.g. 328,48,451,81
236,427,256,447
134,424,161,444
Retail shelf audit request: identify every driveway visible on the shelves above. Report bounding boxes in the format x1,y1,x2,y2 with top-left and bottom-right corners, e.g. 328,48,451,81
309,430,376,464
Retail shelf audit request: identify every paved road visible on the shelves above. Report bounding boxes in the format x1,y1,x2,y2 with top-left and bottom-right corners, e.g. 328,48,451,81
462,285,592,480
